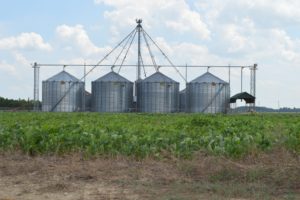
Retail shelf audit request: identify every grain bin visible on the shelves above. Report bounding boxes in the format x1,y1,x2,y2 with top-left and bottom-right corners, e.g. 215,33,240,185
186,72,230,113
92,71,133,112
42,70,84,112
137,72,179,113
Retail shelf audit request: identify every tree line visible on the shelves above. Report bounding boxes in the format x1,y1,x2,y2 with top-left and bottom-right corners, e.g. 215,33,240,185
0,97,38,110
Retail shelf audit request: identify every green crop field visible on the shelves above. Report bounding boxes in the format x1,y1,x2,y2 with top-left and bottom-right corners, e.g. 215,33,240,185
1,112,300,199
0,112,299,158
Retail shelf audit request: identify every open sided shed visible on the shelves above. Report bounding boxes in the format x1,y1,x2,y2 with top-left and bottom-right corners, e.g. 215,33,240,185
230,92,255,104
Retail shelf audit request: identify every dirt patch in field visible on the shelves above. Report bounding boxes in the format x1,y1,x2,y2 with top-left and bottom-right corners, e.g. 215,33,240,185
0,150,299,200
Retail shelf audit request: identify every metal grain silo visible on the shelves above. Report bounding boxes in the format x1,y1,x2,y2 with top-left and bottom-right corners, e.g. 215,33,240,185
92,71,133,112
137,72,179,113
42,70,84,112
179,89,186,112
186,72,230,113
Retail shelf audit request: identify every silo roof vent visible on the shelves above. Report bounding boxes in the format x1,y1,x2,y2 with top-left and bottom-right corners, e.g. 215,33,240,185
142,72,178,83
190,72,227,84
94,71,132,82
46,71,80,82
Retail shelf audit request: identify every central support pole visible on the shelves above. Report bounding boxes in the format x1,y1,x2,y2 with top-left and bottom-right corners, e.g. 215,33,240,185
136,19,142,81
134,19,143,111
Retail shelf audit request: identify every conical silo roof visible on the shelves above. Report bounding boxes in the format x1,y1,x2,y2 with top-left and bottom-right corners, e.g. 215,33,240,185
190,72,227,84
94,71,132,82
142,72,178,83
46,70,80,82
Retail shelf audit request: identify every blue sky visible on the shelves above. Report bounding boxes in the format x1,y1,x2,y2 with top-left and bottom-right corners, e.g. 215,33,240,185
0,0,300,108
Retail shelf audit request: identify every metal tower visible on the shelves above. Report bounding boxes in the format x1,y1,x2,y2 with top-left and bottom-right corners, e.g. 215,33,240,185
33,62,40,111
250,64,257,110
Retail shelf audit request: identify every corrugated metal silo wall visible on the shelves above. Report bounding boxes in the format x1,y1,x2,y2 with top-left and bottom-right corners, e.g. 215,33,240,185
186,82,230,113
42,81,84,112
137,82,179,113
91,81,133,112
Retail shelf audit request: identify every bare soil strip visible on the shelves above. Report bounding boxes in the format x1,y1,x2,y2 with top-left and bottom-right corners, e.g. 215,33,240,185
0,150,299,200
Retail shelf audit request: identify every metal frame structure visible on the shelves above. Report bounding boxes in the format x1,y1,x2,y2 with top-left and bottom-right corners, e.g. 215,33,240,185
32,19,258,112
33,62,40,111
250,64,257,109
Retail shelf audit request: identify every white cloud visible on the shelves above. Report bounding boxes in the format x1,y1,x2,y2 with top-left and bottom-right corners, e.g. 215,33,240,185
94,0,129,7
165,8,210,39
269,29,300,62
225,25,246,51
0,52,32,83
0,60,17,75
194,0,225,25
248,28,300,63
13,52,30,66
237,0,300,21
172,42,222,65
271,29,295,49
95,0,210,40
56,24,106,56
0,32,52,51
223,24,250,53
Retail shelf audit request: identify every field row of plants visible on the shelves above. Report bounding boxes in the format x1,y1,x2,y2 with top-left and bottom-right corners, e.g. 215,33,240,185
0,112,299,158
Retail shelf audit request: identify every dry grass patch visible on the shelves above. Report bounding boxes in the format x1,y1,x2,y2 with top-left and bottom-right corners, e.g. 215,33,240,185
0,149,299,200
